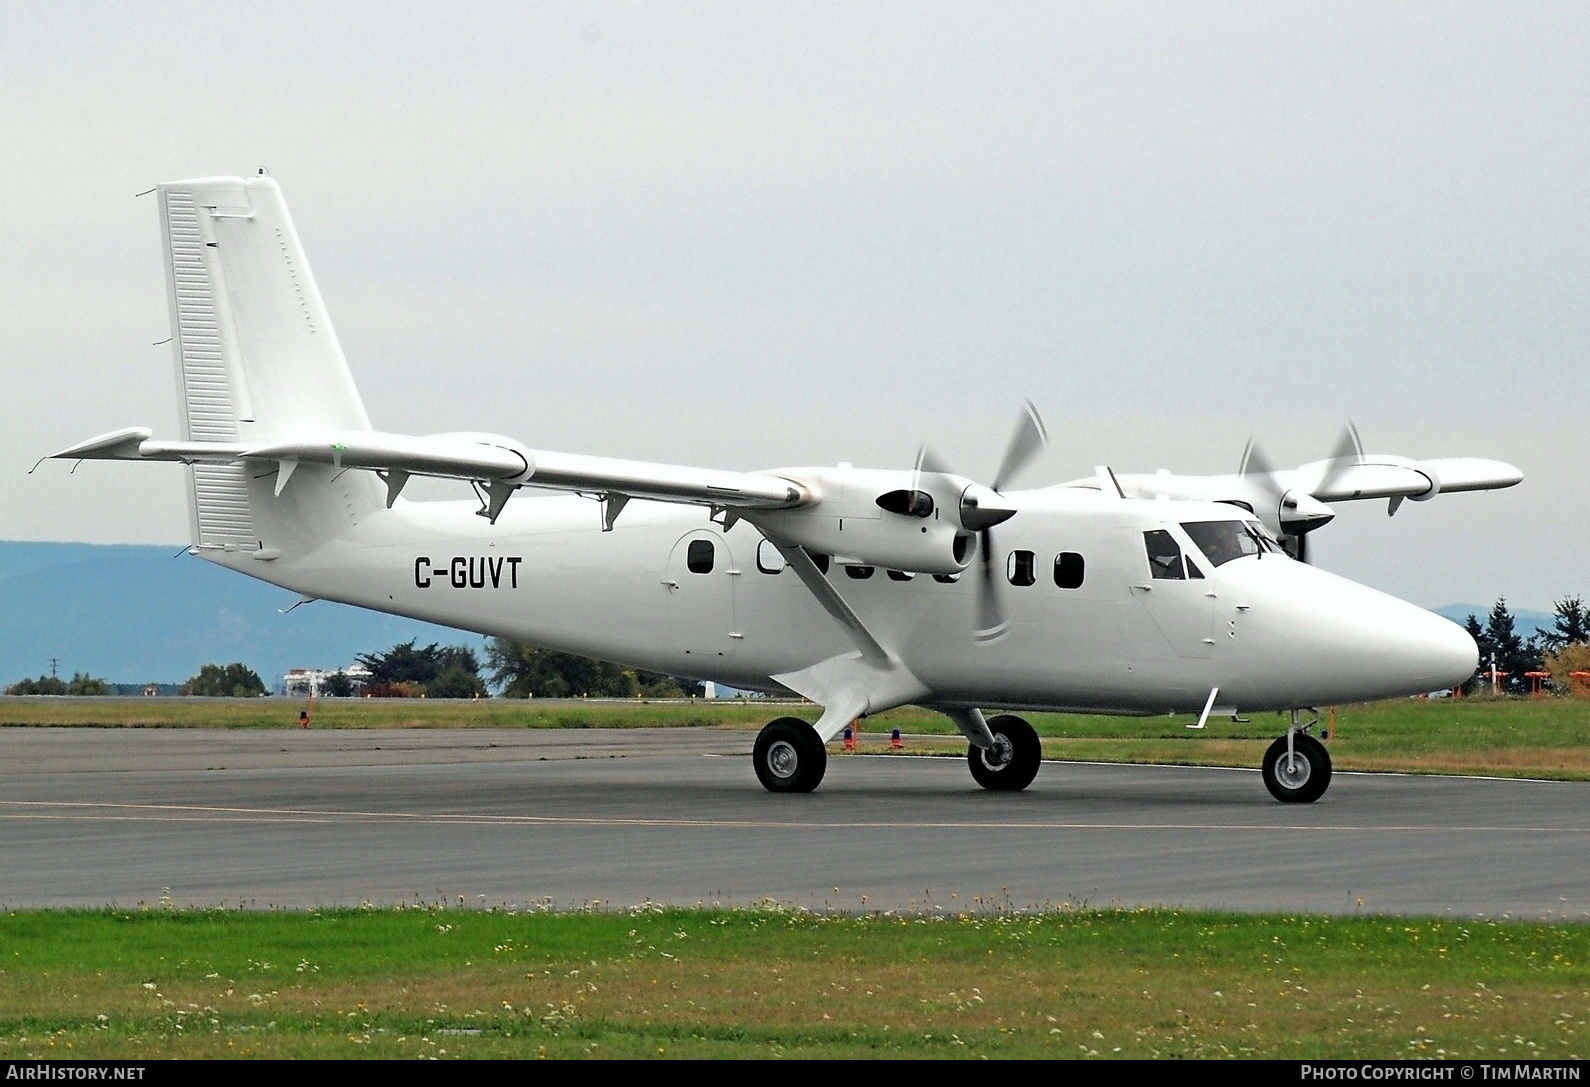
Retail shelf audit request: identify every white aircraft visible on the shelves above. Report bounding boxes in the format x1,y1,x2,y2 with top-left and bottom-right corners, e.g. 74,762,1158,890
51,175,1523,803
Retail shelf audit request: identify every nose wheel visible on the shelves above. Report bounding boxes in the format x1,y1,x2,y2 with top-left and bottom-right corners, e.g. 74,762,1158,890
968,714,1042,791
1261,714,1332,803
753,717,828,793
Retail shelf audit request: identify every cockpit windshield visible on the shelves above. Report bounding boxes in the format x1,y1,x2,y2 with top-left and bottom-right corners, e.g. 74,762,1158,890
1180,520,1285,566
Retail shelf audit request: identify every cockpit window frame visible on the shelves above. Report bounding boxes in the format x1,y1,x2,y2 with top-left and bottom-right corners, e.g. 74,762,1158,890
1179,519,1285,568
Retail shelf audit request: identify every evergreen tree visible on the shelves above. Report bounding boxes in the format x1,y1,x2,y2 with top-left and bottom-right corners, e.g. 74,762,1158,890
1465,613,1489,662
1483,598,1539,693
1462,614,1490,694
1540,594,1590,652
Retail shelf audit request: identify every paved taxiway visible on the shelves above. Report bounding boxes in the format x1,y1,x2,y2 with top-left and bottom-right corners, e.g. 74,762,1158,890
0,727,1584,916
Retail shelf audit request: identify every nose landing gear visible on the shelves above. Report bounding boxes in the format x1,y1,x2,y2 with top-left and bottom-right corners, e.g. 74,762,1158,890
1262,709,1332,803
968,714,1042,792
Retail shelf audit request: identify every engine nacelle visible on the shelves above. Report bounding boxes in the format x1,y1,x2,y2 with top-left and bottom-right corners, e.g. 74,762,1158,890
755,466,977,575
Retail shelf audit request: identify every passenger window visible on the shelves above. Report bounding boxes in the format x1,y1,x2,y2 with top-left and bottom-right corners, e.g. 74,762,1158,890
756,538,786,574
808,551,831,574
1006,550,1036,586
687,539,715,574
1143,530,1185,580
1054,551,1085,589
845,565,874,580
887,570,914,582
934,572,960,584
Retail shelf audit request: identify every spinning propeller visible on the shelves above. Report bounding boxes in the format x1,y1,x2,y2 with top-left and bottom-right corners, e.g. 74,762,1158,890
913,402,1049,641
1238,421,1364,564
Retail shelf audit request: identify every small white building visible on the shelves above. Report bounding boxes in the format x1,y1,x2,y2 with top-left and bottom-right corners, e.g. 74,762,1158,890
283,664,372,698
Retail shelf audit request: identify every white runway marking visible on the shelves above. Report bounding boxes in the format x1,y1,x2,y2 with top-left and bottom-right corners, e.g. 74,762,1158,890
0,800,1577,834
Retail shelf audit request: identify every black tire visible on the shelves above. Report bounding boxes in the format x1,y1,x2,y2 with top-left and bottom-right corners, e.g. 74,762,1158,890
1261,733,1332,803
753,717,828,793
967,714,1041,792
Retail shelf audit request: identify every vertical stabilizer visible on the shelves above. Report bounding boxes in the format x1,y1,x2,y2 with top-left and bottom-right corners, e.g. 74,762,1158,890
159,175,375,549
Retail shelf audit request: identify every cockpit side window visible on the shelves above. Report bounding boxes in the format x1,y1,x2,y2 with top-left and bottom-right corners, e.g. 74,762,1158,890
1143,529,1185,580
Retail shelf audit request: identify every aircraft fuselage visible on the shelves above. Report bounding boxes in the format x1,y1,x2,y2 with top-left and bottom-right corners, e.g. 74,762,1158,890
208,477,1476,717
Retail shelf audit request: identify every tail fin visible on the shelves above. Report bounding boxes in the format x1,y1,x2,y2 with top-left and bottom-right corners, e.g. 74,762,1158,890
158,174,375,548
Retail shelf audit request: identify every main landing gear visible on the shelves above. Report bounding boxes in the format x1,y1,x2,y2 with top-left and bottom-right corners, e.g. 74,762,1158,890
968,714,1041,792
1261,709,1332,804
751,711,1044,794
753,717,828,793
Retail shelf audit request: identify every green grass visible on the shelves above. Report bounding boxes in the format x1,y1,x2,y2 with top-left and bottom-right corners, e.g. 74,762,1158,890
4,694,1587,780
0,907,1582,1059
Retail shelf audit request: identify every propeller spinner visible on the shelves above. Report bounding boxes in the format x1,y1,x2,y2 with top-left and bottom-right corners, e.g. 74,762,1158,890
1239,422,1364,563
914,402,1048,640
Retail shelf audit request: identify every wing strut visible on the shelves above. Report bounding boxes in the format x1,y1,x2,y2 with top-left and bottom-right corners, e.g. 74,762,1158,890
767,539,889,666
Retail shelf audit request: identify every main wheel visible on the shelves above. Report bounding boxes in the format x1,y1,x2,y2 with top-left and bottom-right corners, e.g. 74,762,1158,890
1261,733,1332,803
753,717,828,793
968,714,1041,792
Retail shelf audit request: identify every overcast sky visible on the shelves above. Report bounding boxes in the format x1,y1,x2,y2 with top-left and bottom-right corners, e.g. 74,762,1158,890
2,2,1584,611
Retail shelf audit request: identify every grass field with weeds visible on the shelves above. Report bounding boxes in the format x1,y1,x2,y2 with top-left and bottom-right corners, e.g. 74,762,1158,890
0,906,1581,1059
3,694,1587,780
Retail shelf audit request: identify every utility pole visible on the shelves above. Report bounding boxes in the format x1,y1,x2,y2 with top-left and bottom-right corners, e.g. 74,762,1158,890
48,657,58,679
1490,651,1498,695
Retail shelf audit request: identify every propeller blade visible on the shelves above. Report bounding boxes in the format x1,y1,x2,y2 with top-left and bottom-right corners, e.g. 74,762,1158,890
1295,532,1311,565
1238,437,1288,511
974,528,1007,640
1311,420,1365,498
911,442,955,502
991,400,1048,493
915,443,955,479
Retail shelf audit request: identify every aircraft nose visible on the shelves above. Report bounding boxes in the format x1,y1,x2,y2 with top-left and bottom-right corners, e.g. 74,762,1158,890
1323,585,1479,697
1229,562,1480,704
1387,606,1479,690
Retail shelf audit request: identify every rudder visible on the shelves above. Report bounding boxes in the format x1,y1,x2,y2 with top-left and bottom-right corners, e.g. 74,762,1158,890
159,174,374,549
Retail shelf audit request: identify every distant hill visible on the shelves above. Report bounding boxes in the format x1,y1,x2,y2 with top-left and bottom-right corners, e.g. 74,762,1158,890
0,541,474,690
1434,604,1554,638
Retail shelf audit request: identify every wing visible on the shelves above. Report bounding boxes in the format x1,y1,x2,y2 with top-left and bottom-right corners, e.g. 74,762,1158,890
50,426,809,519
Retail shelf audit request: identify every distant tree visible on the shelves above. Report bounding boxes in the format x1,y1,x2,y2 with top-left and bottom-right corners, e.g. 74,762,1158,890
1543,643,1590,697
426,666,488,699
6,675,68,696
320,672,356,698
1539,595,1590,653
1462,614,1490,695
65,672,110,696
356,641,486,698
635,669,706,699
485,639,703,699
1480,598,1540,694
185,662,267,698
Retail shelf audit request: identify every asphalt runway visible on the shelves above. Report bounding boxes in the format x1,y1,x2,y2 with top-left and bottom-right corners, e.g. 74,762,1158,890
0,727,1584,917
